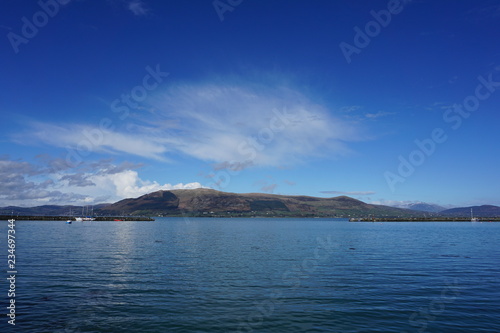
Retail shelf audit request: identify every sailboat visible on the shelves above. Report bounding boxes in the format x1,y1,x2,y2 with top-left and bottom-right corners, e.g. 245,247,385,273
75,206,84,222
67,208,73,223
471,208,479,222
75,206,95,221
8,210,15,223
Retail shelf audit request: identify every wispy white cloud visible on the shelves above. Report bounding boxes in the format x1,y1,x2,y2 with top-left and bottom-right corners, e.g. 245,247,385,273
467,3,500,20
320,190,375,196
253,176,278,193
146,81,366,169
448,75,458,84
213,161,254,172
339,105,362,113
127,0,149,16
364,111,396,119
261,183,277,193
14,122,169,161
339,106,395,121
13,79,368,170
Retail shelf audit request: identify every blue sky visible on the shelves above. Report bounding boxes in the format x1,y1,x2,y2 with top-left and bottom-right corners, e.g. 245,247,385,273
1,0,499,208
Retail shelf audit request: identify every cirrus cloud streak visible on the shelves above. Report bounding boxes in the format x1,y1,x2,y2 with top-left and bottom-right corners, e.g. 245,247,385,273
13,79,368,170
320,190,376,196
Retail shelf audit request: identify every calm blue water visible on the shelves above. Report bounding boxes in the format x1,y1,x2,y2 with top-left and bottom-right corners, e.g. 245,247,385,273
1,218,499,332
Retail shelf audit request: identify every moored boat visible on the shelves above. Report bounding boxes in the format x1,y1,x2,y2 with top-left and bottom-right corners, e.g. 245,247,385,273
471,208,479,222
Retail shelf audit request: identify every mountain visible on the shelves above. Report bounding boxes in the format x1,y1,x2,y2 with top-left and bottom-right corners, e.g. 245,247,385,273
440,205,500,217
4,191,497,218
0,204,110,216
386,201,446,213
97,188,423,218
404,203,446,213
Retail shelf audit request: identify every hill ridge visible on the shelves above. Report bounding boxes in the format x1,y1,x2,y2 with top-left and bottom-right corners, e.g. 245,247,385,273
3,189,499,218
97,189,418,218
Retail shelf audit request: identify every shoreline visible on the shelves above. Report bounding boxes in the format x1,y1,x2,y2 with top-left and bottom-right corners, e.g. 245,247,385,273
349,217,500,222
0,215,154,221
2,215,499,222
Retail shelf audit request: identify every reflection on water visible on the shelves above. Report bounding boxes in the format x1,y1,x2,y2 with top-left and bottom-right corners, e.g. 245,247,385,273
1,219,499,332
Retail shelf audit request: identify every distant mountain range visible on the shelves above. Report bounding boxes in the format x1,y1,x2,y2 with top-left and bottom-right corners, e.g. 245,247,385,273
2,189,499,218
390,202,446,213
391,202,500,217
440,205,500,217
0,204,109,216
386,202,500,217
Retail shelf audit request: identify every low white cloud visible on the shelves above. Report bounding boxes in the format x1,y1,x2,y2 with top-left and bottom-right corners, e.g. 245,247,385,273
90,169,205,199
0,157,203,206
0,158,87,206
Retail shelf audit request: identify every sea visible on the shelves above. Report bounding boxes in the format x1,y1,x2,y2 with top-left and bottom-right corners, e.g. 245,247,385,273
1,218,499,333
